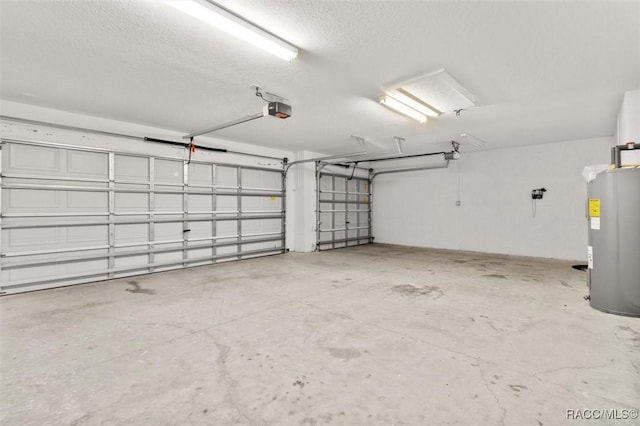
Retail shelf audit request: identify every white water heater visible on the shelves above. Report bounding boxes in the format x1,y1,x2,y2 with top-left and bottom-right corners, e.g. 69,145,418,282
587,151,640,316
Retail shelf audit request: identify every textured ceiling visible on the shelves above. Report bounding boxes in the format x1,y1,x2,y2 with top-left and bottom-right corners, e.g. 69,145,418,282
1,0,639,155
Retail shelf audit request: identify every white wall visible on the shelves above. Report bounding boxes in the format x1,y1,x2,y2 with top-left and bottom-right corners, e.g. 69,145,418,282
373,137,614,261
288,151,321,253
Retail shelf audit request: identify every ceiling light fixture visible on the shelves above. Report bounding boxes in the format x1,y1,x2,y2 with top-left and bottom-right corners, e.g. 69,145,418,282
459,133,486,148
386,69,477,114
386,89,440,117
379,95,427,123
165,0,298,61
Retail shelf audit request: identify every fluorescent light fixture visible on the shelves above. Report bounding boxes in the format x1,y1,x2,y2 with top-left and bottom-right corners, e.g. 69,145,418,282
386,89,440,117
387,69,477,114
379,95,427,123
459,133,486,148
165,0,298,61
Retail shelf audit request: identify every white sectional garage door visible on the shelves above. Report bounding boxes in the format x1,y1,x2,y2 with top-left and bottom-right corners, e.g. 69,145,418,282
0,140,285,294
316,170,372,250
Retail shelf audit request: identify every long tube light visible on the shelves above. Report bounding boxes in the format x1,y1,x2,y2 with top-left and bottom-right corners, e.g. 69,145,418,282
165,0,298,61
391,90,440,117
379,95,427,123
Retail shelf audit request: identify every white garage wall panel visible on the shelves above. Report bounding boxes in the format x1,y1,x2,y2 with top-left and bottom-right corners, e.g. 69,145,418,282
0,139,285,294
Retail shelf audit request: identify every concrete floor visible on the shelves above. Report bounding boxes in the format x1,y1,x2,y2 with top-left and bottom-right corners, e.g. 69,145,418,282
1,244,639,426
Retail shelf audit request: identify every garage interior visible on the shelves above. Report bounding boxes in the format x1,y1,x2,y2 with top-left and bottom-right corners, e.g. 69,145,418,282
1,1,639,425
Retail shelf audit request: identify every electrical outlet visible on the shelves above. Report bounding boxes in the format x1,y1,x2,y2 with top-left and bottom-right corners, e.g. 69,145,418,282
455,201,461,206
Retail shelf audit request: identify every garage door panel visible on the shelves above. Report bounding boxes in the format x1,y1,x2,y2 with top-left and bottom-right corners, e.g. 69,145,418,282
115,192,148,212
317,170,371,251
242,195,281,211
217,195,238,212
216,167,238,187
266,197,282,211
189,163,212,185
261,218,282,233
188,221,212,239
67,150,108,177
114,254,150,271
242,169,262,187
216,221,238,238
319,176,332,191
242,196,260,210
1,140,285,294
333,230,346,240
67,259,109,274
189,194,213,212
334,215,346,227
115,224,148,245
155,222,182,241
7,144,60,173
6,188,58,210
241,218,281,236
154,242,183,253
242,241,282,252
216,245,238,256
319,233,333,242
319,202,334,210
67,191,108,211
155,193,182,212
155,159,183,184
114,183,147,193
115,155,148,181
5,263,67,282
3,227,60,251
188,247,213,260
358,211,369,224
319,212,333,227
66,225,108,245
261,171,283,189
7,189,107,213
4,226,106,254
241,220,261,235
154,251,183,265
241,169,280,190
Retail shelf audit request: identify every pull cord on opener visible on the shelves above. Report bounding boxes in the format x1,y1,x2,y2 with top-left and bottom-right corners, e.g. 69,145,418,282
187,137,196,164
